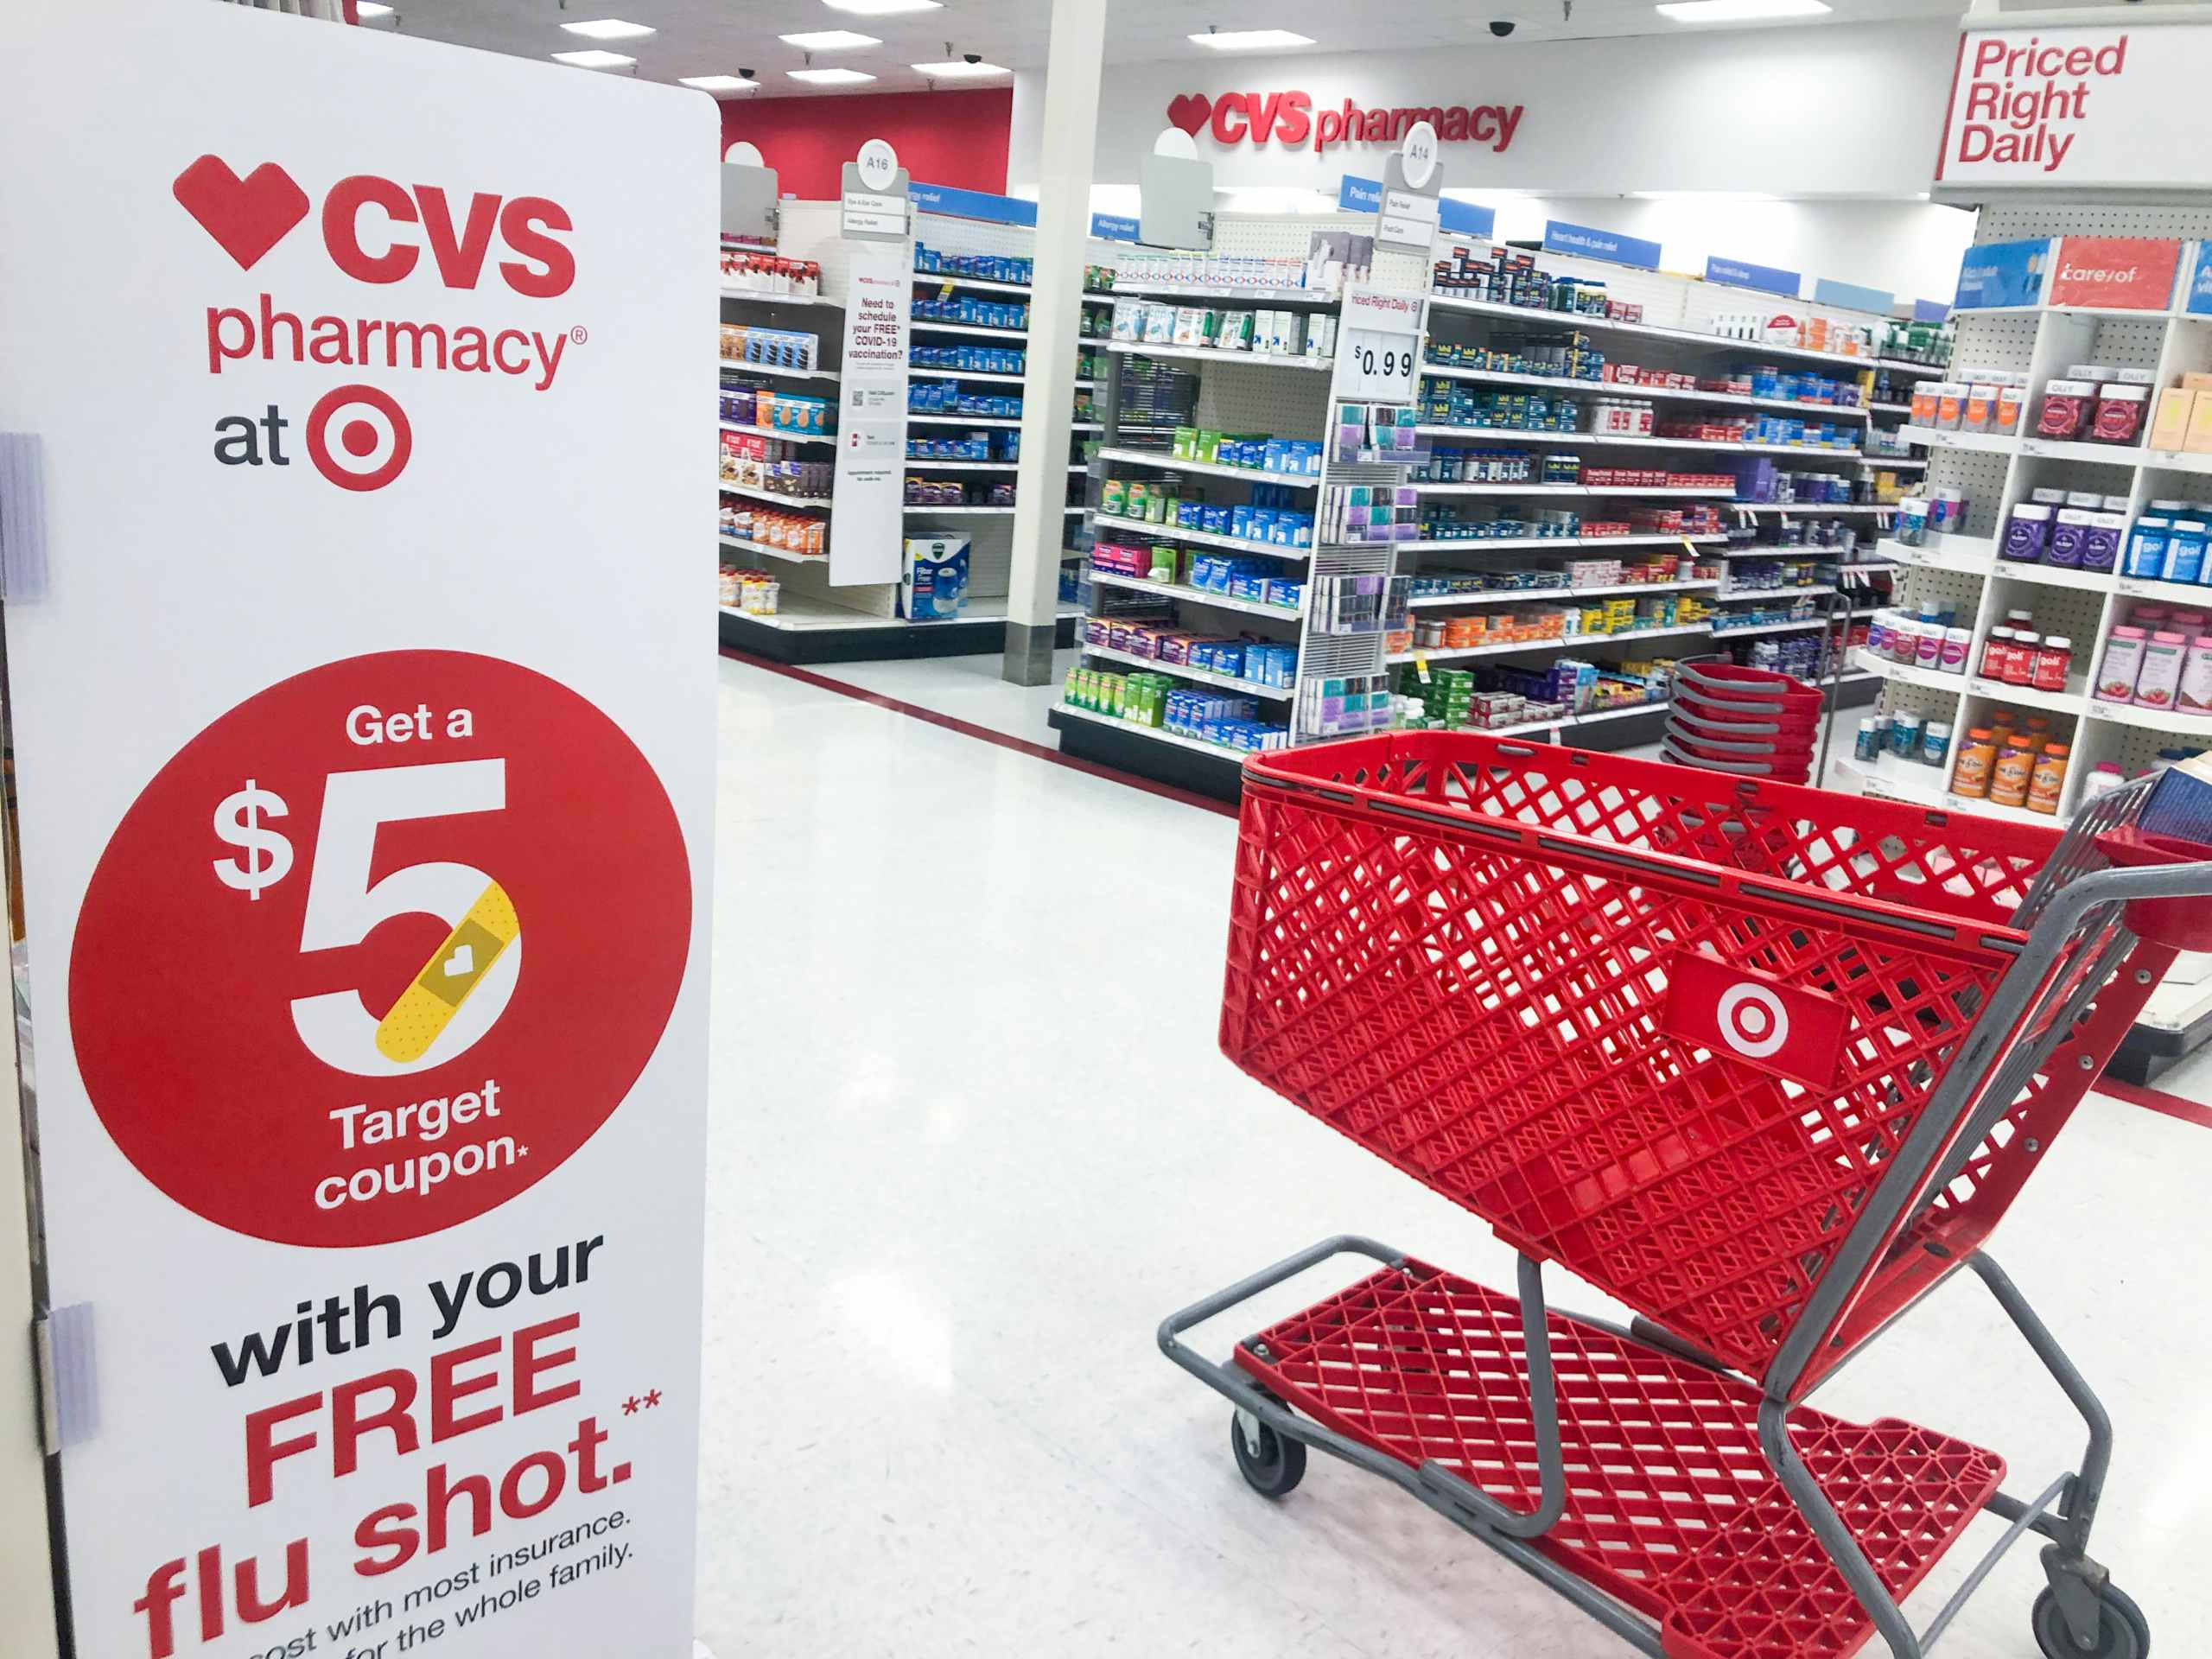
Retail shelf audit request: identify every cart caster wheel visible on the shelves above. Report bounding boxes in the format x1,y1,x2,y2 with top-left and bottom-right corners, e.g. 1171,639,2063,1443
2032,1583,2150,1658
1230,1403,1306,1499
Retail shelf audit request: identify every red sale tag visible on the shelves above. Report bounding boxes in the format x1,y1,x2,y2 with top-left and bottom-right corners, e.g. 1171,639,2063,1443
2049,236,2183,311
1663,949,1851,1090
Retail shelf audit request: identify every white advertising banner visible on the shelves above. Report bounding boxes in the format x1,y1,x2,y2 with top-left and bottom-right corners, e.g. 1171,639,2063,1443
830,239,912,586
1937,22,2212,188
0,6,713,1659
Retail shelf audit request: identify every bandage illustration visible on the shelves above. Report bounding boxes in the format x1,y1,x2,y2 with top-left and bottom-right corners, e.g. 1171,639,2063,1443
375,880,518,1063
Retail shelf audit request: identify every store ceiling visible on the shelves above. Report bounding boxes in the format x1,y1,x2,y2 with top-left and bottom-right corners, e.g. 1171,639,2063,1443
366,0,1972,96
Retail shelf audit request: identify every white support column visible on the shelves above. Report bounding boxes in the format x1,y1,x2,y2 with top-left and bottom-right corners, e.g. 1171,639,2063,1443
1002,0,1107,686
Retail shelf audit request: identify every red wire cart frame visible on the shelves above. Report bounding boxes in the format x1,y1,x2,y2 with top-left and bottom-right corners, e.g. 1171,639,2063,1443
1161,732,2209,1659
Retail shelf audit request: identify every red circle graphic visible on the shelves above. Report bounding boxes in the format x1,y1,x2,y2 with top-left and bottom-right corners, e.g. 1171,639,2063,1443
68,652,691,1246
307,382,412,492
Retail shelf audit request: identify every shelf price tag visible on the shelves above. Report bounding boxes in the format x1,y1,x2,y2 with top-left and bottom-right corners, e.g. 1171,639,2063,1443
1335,287,1427,404
1414,650,1432,683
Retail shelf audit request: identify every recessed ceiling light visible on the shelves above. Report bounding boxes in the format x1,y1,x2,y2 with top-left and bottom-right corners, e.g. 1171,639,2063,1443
780,29,881,49
1654,0,1829,21
822,0,941,12
912,59,1011,78
550,48,637,68
1188,29,1316,49
787,67,879,84
559,17,655,40
682,74,760,92
353,3,393,15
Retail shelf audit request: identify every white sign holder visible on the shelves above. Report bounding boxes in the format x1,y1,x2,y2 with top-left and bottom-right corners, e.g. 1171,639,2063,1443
832,139,912,585
0,7,715,1656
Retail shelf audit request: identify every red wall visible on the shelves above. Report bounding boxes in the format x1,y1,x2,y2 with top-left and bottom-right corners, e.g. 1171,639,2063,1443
721,89,1013,200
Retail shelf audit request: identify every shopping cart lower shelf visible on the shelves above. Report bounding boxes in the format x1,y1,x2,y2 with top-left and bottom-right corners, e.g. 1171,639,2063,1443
1232,1257,2003,1659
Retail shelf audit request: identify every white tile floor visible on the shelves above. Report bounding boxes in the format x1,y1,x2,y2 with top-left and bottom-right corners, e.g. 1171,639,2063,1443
699,651,2212,1659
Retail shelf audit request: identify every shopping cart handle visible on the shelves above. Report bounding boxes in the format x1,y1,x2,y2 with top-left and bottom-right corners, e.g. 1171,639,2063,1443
1156,1234,1402,1349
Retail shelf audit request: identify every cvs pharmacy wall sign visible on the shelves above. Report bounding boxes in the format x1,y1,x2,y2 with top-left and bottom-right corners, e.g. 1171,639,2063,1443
1166,92,1523,156
1938,22,2212,188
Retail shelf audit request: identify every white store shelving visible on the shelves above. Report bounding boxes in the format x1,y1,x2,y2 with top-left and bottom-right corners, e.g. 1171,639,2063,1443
1106,340,1334,372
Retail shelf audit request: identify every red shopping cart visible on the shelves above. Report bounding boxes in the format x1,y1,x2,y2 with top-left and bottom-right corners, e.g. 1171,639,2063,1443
1160,731,2212,1659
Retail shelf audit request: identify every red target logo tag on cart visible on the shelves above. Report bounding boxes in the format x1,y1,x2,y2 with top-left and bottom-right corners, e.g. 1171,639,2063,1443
1665,950,1850,1090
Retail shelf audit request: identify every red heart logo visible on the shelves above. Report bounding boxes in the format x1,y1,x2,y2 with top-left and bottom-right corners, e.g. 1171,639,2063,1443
172,155,310,271
1166,93,1212,137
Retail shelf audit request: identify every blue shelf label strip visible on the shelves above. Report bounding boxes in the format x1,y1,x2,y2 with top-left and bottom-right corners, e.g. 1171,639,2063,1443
1704,255,1801,298
1953,238,2049,310
1090,213,1140,244
910,181,1037,228
2187,242,2212,316
1542,220,1662,271
1812,276,1894,315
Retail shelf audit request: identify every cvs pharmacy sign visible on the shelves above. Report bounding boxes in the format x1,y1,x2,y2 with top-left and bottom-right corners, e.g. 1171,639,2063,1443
1167,91,1523,157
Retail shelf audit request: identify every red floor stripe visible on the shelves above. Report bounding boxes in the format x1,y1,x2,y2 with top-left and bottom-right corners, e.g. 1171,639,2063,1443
717,646,1239,817
2096,1075,2212,1129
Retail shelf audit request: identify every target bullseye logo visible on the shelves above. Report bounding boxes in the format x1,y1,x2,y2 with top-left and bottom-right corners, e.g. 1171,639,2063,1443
1664,950,1849,1089
306,382,412,491
1714,982,1790,1060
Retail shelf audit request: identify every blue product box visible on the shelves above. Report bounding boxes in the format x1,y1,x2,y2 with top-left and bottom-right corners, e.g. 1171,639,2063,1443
2142,760,2212,843
900,535,971,621
1262,438,1287,474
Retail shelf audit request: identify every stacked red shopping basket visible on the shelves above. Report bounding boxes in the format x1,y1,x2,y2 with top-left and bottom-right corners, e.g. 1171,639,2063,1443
1662,660,1821,784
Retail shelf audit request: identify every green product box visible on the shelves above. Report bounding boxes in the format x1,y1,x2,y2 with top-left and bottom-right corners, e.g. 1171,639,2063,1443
1101,478,1128,518
1172,426,1198,461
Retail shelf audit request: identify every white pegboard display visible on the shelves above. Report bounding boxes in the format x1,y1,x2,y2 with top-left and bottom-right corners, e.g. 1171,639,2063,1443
1951,312,2040,378
1192,361,1332,436
1921,449,2012,539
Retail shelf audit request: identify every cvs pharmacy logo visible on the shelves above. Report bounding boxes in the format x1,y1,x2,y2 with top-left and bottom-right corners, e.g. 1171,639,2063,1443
172,154,575,297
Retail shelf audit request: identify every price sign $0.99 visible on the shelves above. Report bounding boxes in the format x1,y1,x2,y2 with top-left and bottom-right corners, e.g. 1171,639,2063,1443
1338,323,1420,404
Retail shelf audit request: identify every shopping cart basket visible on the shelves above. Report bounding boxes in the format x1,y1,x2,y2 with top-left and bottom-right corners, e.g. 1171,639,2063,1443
1160,731,2212,1659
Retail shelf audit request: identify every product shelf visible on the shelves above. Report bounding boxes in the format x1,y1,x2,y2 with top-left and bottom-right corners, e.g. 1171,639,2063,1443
1084,569,1304,620
1868,400,1915,416
716,355,838,383
1711,617,1832,639
2082,698,2212,734
1716,583,1837,600
1408,578,1718,608
2117,571,2212,604
1412,482,1733,499
904,504,1086,517
1832,749,1948,806
1387,620,1711,665
1410,424,1865,460
1420,361,1874,421
1107,282,1342,308
1989,562,2115,594
907,366,1104,389
1082,642,1294,700
1398,531,1726,553
2140,448,2212,476
1734,501,1899,517
717,480,832,510
719,419,837,446
1096,445,1320,490
1088,512,1312,560
1852,645,1966,694
1104,340,1334,372
904,460,1088,473
720,286,841,308
1423,291,1943,380
717,534,823,566
1052,701,1259,760
1876,532,1997,575
1861,456,1928,470
911,319,1031,342
909,414,1105,431
1965,675,2087,715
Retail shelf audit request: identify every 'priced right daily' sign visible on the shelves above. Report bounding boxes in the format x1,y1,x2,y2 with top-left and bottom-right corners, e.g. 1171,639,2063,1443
1939,24,2212,188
